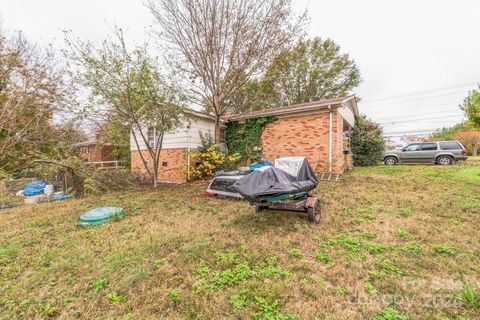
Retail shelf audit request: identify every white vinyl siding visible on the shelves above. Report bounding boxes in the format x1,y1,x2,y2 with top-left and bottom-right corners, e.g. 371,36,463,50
338,103,355,127
130,116,215,151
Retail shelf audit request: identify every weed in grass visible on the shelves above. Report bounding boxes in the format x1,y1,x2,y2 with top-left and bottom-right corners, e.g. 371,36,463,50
107,292,127,304
435,245,456,255
293,222,303,230
299,277,314,285
463,201,480,211
356,208,377,221
195,263,210,278
402,242,423,255
230,289,251,311
378,258,404,276
36,301,57,317
92,278,108,291
397,207,414,217
372,307,410,320
63,295,75,307
364,282,378,296
322,234,393,259
395,229,412,239
252,297,295,320
169,289,180,304
153,258,169,268
315,253,331,264
289,248,302,257
255,256,291,279
364,242,394,254
379,166,402,175
361,232,376,239
206,204,220,214
322,234,363,258
369,270,382,280
449,217,461,225
214,251,237,263
209,263,255,290
0,245,18,264
461,283,479,311
107,253,128,271
336,286,348,295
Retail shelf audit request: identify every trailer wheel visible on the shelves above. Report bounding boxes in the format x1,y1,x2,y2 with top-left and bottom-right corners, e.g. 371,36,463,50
307,199,321,224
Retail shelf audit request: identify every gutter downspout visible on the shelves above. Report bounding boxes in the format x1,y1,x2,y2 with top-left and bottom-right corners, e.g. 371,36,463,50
328,105,333,173
186,123,191,181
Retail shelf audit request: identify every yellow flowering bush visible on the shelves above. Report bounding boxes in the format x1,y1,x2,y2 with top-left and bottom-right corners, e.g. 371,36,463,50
189,145,241,180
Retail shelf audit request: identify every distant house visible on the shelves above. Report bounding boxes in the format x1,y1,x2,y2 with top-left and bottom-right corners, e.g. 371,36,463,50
75,133,116,164
130,96,358,183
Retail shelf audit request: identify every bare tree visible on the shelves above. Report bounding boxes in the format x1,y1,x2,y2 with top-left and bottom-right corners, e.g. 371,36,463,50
146,0,307,142
0,26,73,170
64,28,183,187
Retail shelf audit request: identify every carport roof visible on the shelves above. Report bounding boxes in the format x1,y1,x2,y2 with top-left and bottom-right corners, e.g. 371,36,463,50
225,95,358,122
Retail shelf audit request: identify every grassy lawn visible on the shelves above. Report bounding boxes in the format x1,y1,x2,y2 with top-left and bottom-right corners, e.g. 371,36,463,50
1,161,480,319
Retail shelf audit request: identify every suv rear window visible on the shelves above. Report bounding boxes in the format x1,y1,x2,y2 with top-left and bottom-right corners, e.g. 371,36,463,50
421,143,437,151
439,141,462,150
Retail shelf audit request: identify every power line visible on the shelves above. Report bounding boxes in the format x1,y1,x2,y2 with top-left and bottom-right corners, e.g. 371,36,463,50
383,128,441,136
361,82,478,104
379,115,464,125
362,100,463,113
375,110,462,122
362,91,467,108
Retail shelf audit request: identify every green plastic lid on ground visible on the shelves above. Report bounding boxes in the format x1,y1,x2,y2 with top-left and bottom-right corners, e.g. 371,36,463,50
80,207,125,225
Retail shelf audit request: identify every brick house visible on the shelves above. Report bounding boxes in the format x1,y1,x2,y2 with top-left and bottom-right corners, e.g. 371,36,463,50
226,96,358,174
76,134,116,163
130,96,358,183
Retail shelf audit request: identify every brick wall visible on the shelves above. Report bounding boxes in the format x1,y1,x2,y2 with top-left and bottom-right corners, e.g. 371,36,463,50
261,111,347,174
131,148,188,183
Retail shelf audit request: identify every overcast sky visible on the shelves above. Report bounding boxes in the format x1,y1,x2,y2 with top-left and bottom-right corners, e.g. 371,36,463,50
1,0,479,138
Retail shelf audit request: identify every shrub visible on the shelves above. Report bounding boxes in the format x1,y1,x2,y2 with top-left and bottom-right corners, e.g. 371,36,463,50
189,145,240,179
198,131,215,153
351,115,385,166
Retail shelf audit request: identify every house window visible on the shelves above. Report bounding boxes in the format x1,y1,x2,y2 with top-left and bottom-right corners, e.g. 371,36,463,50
162,161,168,167
148,127,155,148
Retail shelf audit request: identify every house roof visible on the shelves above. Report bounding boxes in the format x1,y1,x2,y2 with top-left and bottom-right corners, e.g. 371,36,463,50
183,107,216,121
225,96,358,122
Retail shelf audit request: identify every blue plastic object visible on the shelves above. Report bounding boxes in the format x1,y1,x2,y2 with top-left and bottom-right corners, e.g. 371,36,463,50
80,207,125,226
51,194,73,202
250,160,273,171
24,181,48,196
0,205,17,210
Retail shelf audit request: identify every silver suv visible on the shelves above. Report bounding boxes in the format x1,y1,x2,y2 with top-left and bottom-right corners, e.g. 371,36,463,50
384,141,467,165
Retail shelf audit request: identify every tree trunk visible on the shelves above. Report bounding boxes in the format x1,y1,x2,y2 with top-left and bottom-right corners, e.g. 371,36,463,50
473,147,478,157
214,115,222,144
152,153,159,188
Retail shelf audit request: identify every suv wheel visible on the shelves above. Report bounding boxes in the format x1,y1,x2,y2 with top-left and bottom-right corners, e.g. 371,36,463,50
437,155,453,165
384,156,398,165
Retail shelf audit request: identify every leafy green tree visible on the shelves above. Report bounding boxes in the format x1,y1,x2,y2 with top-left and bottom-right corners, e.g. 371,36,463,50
432,121,480,156
461,86,480,129
0,26,76,172
64,28,183,187
230,37,361,112
432,122,471,141
351,115,385,166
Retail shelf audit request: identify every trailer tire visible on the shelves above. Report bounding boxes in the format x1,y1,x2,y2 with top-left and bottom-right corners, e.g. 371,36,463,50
307,199,321,224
